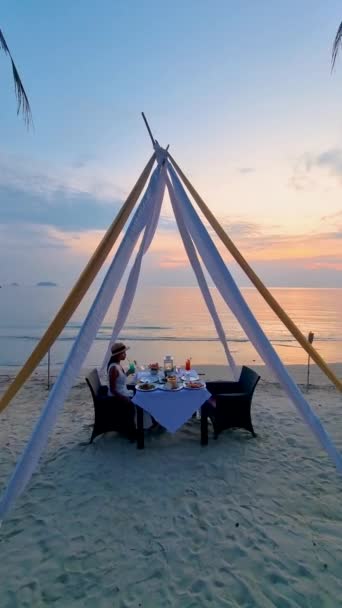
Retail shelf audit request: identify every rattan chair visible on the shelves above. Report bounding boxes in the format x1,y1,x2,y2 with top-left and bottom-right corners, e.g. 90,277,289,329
85,368,137,444
201,366,260,444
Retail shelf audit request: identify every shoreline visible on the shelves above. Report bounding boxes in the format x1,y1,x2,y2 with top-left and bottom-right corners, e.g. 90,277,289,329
1,361,341,390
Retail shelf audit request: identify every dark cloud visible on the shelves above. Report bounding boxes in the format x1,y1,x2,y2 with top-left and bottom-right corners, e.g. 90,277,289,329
0,184,122,232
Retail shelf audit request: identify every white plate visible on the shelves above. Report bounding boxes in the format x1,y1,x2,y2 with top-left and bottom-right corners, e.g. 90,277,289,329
160,384,183,392
183,381,205,390
181,374,199,381
135,383,158,392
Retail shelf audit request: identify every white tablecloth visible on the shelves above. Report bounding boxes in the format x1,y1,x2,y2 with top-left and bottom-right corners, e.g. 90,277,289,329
132,386,211,433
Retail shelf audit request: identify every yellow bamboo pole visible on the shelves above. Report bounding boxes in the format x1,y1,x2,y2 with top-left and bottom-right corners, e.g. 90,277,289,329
168,153,342,392
0,154,156,412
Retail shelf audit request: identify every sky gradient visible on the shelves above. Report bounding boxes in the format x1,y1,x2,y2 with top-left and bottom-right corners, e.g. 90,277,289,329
1,1,342,287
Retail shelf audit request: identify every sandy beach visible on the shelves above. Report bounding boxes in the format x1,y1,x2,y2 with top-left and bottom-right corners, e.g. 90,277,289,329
0,363,341,607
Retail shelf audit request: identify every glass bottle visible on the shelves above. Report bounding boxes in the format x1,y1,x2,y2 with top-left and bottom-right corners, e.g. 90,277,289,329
163,354,174,376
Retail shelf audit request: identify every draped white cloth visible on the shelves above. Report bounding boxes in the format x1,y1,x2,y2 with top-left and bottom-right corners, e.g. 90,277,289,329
101,165,166,372
167,161,342,473
166,175,238,380
1,151,341,524
0,163,166,522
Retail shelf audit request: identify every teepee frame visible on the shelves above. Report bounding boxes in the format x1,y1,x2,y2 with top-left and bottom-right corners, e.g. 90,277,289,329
0,122,342,523
0,120,341,417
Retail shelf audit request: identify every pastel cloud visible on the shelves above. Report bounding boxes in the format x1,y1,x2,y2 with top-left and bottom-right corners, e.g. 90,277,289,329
0,183,124,231
315,149,342,178
158,255,189,269
237,167,255,174
290,148,342,191
0,154,341,287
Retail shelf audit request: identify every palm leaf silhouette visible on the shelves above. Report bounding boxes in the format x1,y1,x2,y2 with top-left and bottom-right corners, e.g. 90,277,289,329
332,21,342,71
0,28,32,127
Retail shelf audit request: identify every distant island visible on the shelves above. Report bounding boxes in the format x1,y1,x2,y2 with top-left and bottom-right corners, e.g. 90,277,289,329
10,282,19,287
36,281,58,287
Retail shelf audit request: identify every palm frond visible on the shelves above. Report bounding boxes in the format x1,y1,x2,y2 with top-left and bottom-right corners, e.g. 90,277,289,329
0,28,33,128
332,21,342,71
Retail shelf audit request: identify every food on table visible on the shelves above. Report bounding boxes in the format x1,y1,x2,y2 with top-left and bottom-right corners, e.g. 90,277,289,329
138,382,156,391
148,362,160,370
185,380,203,389
167,375,178,389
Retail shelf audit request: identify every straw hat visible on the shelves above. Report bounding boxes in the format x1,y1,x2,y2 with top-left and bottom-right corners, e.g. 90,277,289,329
110,341,130,356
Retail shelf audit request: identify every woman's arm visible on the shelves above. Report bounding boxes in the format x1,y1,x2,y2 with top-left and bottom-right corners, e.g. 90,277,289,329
109,366,132,404
109,366,120,396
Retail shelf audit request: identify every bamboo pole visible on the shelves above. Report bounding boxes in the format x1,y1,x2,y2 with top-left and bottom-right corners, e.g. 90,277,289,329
47,349,51,391
168,153,342,393
306,331,315,390
141,112,156,147
0,154,156,413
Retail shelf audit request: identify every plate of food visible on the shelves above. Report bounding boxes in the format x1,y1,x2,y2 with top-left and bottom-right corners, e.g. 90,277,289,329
181,373,199,381
183,380,205,390
135,382,158,392
160,383,183,391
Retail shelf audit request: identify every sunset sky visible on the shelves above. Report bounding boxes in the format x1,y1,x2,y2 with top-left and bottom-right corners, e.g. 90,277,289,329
1,1,342,287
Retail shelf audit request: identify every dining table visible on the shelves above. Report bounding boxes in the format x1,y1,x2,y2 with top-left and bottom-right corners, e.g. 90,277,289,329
130,369,211,449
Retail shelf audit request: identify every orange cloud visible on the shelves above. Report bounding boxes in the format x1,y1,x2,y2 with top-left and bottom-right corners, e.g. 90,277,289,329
47,218,341,279
51,228,106,256
304,260,342,271
159,255,189,269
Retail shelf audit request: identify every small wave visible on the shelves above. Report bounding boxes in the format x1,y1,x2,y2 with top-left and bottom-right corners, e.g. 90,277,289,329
68,323,173,332
1,334,341,345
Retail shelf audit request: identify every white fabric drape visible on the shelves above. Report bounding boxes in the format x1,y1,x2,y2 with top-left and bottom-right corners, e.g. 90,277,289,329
101,165,166,373
166,174,238,380
168,162,342,473
1,151,341,525
0,162,166,522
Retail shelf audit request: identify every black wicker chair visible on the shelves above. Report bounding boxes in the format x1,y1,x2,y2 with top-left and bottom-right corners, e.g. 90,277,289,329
201,366,260,445
85,368,137,444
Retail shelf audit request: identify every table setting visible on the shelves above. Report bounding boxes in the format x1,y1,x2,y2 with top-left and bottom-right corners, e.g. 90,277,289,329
131,355,211,433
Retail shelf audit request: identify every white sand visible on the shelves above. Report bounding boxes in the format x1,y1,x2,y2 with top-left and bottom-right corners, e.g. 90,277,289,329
0,364,341,607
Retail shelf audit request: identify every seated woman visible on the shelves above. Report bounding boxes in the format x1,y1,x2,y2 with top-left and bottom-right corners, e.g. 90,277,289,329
107,341,135,400
107,341,154,430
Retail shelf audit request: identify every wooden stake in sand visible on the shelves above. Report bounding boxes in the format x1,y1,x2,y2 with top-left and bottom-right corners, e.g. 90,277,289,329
47,349,51,391
306,331,315,390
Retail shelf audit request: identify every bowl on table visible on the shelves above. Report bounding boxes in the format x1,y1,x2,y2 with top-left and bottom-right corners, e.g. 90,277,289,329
166,375,178,390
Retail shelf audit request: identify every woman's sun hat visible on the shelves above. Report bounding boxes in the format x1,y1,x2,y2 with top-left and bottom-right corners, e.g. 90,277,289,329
111,341,130,356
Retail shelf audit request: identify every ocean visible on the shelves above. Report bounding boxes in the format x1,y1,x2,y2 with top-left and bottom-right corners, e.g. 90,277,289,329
0,286,341,370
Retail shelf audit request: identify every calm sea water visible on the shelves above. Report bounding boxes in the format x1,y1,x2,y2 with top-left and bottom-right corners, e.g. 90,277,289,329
0,286,341,369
